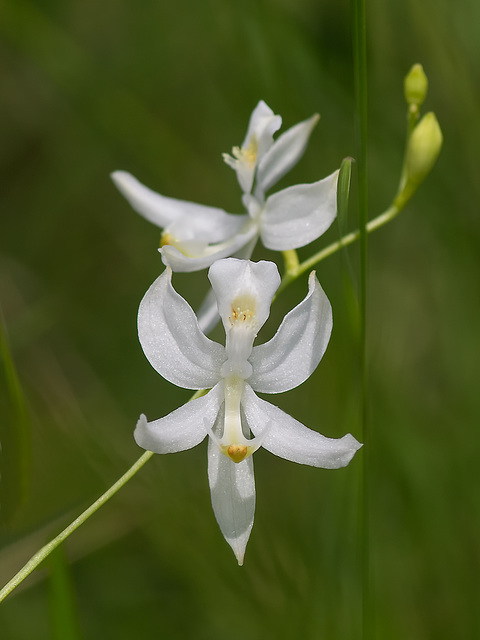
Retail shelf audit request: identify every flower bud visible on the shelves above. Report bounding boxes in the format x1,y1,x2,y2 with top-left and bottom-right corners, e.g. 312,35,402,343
395,112,442,208
404,64,428,107
405,112,443,186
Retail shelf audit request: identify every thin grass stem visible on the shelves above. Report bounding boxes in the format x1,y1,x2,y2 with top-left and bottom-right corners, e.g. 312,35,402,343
351,0,371,634
0,450,154,603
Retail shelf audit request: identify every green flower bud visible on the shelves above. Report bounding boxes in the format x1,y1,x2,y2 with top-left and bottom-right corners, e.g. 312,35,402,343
404,64,428,108
405,112,442,185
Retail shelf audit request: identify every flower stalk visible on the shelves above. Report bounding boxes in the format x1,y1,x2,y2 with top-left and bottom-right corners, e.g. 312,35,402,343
0,450,154,604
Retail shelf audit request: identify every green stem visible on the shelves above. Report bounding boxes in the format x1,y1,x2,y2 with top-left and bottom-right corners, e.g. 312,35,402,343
396,105,420,204
351,0,370,633
281,249,300,277
277,204,399,295
0,450,153,603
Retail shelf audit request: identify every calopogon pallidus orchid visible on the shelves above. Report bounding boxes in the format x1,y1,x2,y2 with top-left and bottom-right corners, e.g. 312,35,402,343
135,258,362,565
111,101,339,277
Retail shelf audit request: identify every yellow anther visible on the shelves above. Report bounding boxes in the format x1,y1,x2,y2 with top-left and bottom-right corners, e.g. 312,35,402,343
231,135,258,168
229,295,257,326
160,232,174,247
227,444,248,463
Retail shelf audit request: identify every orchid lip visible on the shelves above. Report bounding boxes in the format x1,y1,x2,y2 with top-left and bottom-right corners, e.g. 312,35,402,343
204,418,273,463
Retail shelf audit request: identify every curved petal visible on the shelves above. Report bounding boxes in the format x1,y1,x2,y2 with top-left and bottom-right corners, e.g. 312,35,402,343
160,220,256,273
259,170,339,250
138,269,225,389
134,383,223,453
208,258,280,333
249,272,332,393
224,102,282,194
244,100,282,161
256,114,319,194
208,435,255,566
111,171,243,242
196,288,219,335
196,236,259,336
166,210,246,244
242,385,362,468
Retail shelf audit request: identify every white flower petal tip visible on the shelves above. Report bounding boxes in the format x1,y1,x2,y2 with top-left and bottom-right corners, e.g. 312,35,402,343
227,531,249,566
134,413,150,448
335,434,363,467
256,113,320,193
208,440,255,566
111,171,175,228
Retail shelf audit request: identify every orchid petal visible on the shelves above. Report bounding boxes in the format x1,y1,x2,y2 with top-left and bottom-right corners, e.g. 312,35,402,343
242,385,362,468
160,220,256,273
244,100,282,161
259,171,339,250
196,288,220,335
138,269,225,389
208,258,280,334
111,171,244,242
224,101,282,194
256,114,319,194
196,235,259,335
134,383,223,453
234,232,258,261
249,272,332,393
165,211,246,244
208,435,255,566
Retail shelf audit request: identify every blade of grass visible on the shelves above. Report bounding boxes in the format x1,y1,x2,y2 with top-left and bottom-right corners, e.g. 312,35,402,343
48,546,82,640
351,0,371,635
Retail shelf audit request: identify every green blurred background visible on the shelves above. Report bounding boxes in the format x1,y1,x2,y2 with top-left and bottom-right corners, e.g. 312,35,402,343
1,0,479,638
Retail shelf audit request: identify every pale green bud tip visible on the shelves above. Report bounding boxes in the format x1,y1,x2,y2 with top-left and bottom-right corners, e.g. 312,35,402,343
405,112,443,185
404,63,428,107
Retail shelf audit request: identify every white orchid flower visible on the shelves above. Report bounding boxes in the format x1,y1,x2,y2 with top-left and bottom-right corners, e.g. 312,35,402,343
134,258,362,565
111,101,338,276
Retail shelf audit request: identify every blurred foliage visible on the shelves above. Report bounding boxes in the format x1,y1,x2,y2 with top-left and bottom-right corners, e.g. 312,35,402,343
1,0,479,638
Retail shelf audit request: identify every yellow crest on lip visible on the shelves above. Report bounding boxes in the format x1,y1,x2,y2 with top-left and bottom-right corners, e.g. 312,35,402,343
226,444,248,463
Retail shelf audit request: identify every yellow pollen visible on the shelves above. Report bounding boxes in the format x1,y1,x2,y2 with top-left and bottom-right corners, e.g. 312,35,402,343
231,306,254,323
160,232,174,247
227,444,248,463
232,135,258,168
229,295,257,326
